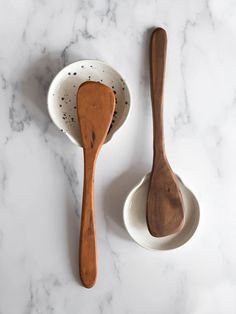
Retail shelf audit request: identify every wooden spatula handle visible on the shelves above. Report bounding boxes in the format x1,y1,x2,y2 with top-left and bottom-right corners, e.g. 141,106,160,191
79,149,97,288
150,28,167,159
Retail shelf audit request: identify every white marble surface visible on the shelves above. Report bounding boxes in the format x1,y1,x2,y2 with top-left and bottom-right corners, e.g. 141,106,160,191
1,0,236,313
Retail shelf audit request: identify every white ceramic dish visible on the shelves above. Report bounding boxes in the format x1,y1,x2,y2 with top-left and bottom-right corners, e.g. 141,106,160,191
48,60,130,146
123,174,200,250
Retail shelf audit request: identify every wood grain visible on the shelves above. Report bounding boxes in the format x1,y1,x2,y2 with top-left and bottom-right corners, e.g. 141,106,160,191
77,81,115,288
146,28,184,237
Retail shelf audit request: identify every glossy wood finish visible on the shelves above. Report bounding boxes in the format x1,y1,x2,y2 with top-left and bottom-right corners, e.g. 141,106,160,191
77,81,115,288
146,28,184,237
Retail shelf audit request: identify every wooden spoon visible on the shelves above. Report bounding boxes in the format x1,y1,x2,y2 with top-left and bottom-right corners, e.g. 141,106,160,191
146,28,184,237
77,81,115,288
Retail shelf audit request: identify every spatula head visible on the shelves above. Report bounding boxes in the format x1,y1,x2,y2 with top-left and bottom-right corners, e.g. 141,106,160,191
77,81,115,151
147,161,184,237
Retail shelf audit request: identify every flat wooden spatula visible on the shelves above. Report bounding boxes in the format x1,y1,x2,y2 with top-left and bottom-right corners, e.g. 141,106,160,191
77,81,115,288
146,28,184,237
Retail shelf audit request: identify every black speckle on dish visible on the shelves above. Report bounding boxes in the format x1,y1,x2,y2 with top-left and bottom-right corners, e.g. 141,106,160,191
114,111,117,115
68,72,71,75
74,106,76,109
81,65,84,68
71,117,74,121
102,70,105,72
122,87,125,90
61,97,64,100
112,120,115,123
73,85,76,87
125,101,128,104
100,79,103,82
60,129,63,132
90,65,93,68
63,117,66,120
73,72,77,75
59,105,62,107
113,91,116,94
112,86,114,89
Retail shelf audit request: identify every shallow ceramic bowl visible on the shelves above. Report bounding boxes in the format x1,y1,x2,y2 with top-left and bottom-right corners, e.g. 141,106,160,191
123,174,200,250
48,60,130,145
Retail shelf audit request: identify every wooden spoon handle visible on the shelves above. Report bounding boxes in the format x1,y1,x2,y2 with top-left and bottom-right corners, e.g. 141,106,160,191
150,28,167,159
79,150,97,288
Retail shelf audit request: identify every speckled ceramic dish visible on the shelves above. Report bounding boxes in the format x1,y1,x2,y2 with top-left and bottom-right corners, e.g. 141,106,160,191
48,60,130,146
123,174,200,250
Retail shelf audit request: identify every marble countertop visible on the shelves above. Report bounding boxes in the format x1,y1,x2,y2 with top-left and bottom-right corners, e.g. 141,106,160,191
1,0,236,313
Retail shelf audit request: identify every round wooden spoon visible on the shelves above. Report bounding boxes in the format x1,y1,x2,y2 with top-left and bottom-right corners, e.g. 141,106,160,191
77,81,115,288
146,28,184,237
